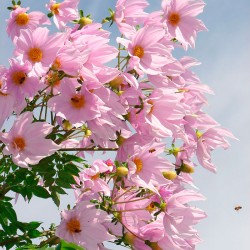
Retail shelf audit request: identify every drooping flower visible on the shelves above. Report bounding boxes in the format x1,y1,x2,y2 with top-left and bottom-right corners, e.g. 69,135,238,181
0,112,60,168
6,7,50,40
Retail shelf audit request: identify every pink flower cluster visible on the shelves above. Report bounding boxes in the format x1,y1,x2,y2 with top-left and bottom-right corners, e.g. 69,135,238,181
0,0,236,249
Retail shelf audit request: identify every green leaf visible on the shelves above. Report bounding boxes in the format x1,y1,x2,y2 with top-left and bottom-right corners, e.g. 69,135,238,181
64,164,81,176
62,154,84,163
26,221,42,230
55,178,72,189
59,240,84,250
57,172,76,185
1,204,17,223
50,186,67,195
27,229,41,238
51,191,60,207
32,186,50,198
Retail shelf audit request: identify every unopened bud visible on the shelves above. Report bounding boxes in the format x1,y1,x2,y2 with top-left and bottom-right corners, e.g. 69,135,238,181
124,232,136,246
180,163,194,173
116,166,128,177
117,135,125,146
162,171,177,180
109,76,124,89
79,17,92,26
84,129,92,137
150,242,163,250
62,120,72,130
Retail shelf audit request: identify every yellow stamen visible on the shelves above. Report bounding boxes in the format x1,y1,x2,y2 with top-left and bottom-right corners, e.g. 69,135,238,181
66,219,81,233
133,157,143,173
13,137,26,151
70,94,85,109
168,12,181,26
133,45,144,58
50,3,60,15
12,71,26,85
28,48,43,63
15,13,29,26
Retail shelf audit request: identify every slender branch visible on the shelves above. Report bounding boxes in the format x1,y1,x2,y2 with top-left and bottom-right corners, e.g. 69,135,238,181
59,147,118,152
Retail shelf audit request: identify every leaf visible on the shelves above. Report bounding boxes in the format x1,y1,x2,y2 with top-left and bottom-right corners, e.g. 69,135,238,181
27,229,41,238
1,204,17,223
50,186,67,195
64,164,81,176
59,240,84,250
26,221,42,230
51,191,60,207
32,186,50,198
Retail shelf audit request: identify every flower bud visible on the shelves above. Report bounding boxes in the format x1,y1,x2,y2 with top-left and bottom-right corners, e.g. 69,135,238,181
79,17,92,26
162,170,177,180
62,120,72,130
180,163,194,173
149,242,163,250
124,232,136,246
116,166,128,177
109,76,124,89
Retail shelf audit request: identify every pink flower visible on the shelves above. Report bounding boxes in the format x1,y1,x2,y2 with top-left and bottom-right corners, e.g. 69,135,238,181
6,58,41,100
51,44,85,76
127,142,173,192
6,7,50,40
0,112,60,168
47,0,80,30
14,27,65,75
56,201,114,249
115,0,149,38
196,127,237,172
0,75,15,129
162,0,207,50
118,25,173,75
48,78,103,127
77,160,113,196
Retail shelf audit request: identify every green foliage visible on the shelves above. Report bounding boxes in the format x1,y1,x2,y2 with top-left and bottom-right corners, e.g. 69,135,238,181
0,152,86,249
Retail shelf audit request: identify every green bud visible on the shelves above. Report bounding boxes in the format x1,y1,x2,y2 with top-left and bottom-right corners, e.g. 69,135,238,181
162,171,177,180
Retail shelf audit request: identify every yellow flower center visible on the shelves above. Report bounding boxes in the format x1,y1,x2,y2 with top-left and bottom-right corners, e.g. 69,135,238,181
168,12,181,26
133,45,144,58
12,71,26,85
15,13,29,26
66,219,81,233
133,157,143,173
70,94,85,109
13,137,26,151
50,3,60,15
28,48,43,63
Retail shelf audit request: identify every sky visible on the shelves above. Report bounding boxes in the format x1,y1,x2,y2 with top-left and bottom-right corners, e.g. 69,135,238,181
1,0,250,249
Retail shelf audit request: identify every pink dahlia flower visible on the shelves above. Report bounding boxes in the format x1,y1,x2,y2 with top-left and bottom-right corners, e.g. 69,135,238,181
56,201,114,249
115,0,149,38
6,58,41,100
0,112,60,168
48,79,103,127
14,27,65,75
6,7,50,40
47,0,80,30
162,0,207,50
118,25,173,75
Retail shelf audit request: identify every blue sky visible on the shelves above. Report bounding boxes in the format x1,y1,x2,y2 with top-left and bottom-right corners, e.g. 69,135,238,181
1,0,250,249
